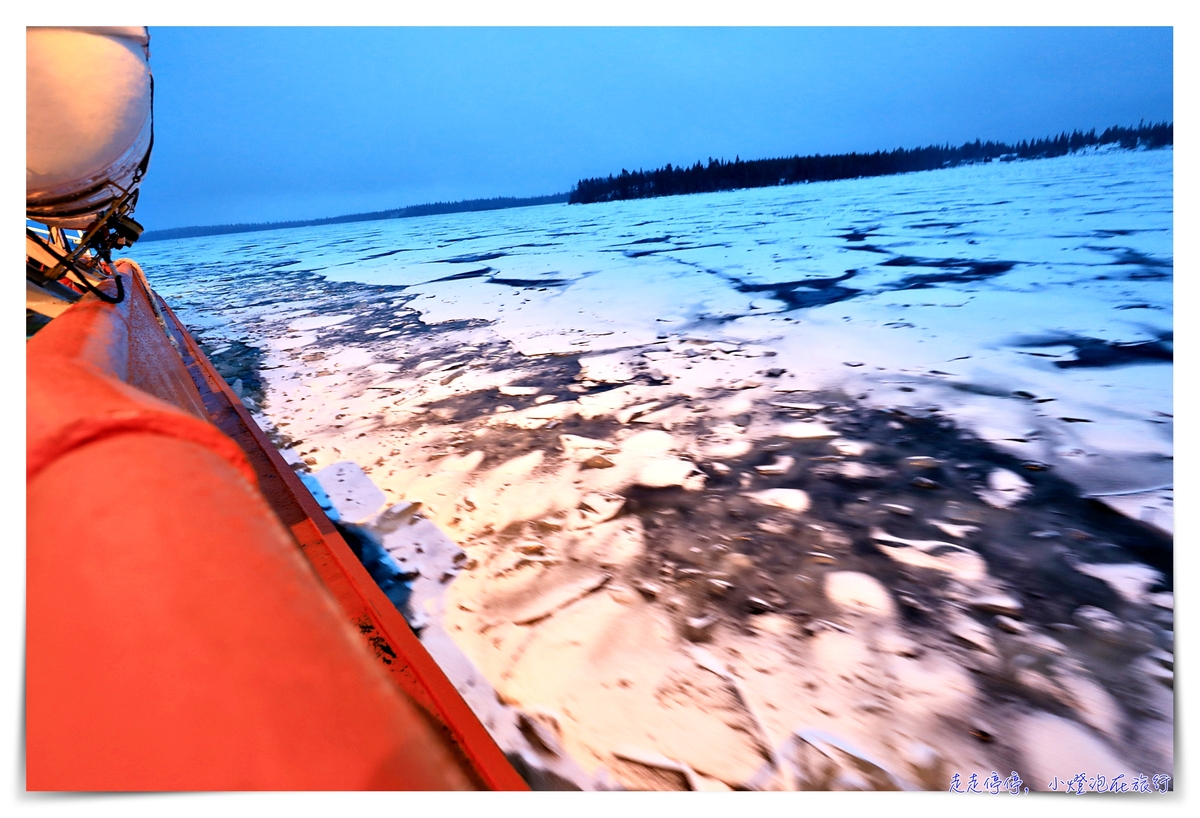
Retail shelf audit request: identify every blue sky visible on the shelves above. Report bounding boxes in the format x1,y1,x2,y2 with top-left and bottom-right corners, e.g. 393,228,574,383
135,27,1173,230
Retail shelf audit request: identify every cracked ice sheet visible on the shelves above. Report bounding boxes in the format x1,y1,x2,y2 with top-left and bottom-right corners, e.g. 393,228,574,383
405,261,757,357
132,147,1172,526
723,285,1172,496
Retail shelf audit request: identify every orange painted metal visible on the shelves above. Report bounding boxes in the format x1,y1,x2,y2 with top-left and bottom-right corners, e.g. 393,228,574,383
147,267,527,791
26,264,527,791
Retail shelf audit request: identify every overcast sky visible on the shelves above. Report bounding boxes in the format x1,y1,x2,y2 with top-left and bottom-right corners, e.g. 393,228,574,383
134,26,1173,230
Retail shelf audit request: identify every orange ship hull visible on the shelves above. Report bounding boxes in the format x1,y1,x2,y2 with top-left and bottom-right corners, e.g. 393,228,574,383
25,261,527,791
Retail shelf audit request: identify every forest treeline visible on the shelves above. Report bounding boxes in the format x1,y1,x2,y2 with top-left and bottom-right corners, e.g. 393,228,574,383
567,121,1173,205
141,192,570,242
142,121,1172,240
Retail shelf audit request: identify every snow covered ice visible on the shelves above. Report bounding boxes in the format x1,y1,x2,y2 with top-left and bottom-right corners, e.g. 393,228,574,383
130,146,1174,790
135,147,1173,532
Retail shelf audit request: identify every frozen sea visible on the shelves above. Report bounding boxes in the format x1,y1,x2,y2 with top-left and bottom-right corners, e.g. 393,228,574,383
133,146,1173,532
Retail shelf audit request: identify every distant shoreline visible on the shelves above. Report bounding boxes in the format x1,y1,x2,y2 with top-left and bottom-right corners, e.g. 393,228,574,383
139,192,570,243
142,121,1172,244
568,121,1172,205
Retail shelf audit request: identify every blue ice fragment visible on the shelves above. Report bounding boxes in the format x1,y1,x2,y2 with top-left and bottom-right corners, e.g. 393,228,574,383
299,472,341,522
